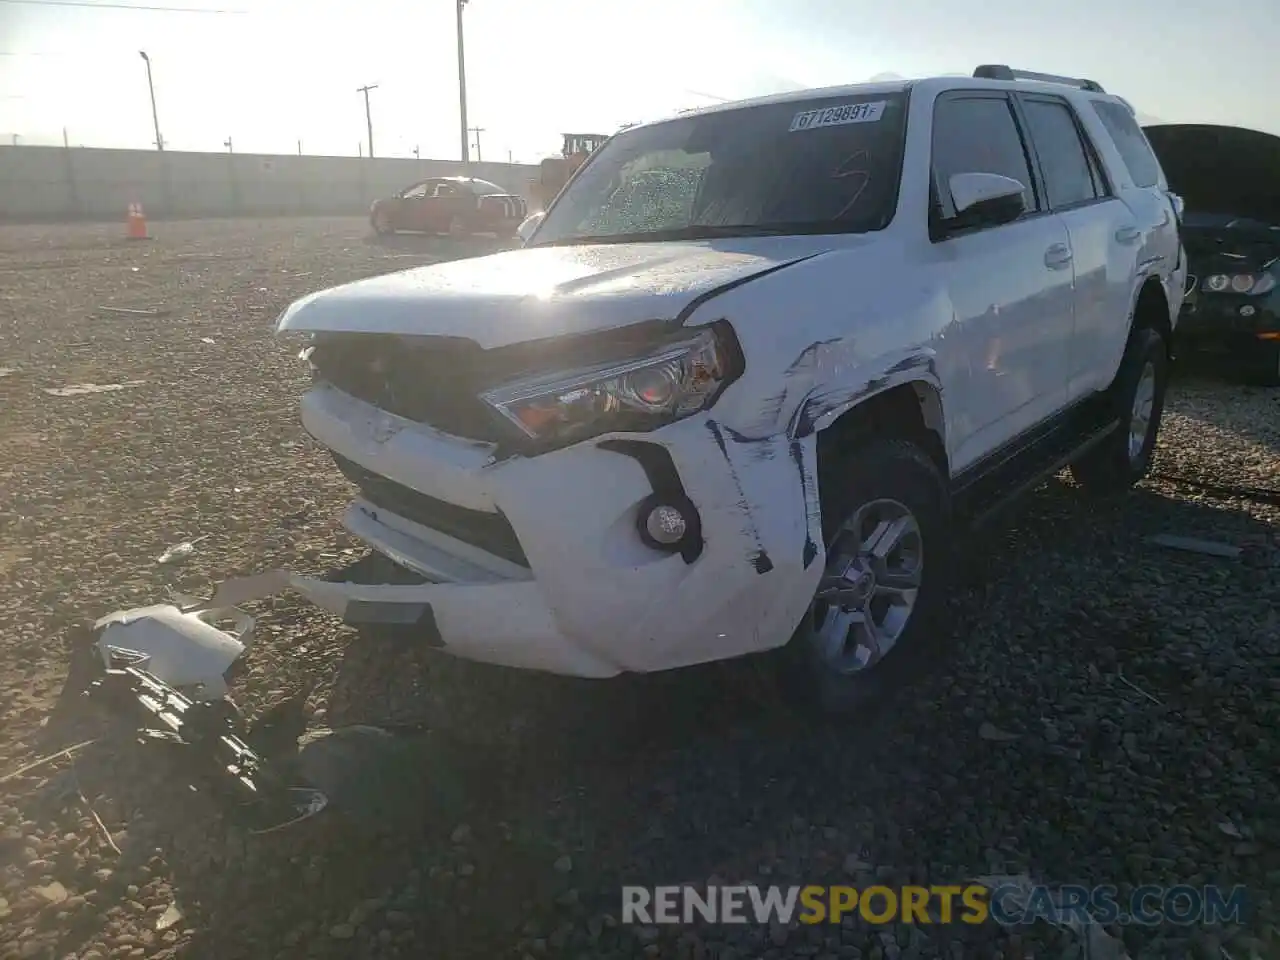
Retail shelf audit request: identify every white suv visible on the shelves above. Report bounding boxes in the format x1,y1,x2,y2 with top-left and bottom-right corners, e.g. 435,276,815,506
274,66,1186,713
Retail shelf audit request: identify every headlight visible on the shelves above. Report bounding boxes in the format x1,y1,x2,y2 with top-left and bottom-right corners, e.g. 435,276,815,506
1203,273,1276,295
480,326,738,443
1252,274,1277,295
517,212,545,244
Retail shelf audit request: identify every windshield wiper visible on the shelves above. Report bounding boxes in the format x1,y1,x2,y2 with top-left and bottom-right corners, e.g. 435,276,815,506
530,224,801,247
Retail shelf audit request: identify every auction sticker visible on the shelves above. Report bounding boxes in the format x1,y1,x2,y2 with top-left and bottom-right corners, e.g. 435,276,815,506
790,101,886,132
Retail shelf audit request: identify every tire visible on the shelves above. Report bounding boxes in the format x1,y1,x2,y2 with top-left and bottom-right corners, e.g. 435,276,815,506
779,437,950,716
1069,325,1168,494
371,209,395,236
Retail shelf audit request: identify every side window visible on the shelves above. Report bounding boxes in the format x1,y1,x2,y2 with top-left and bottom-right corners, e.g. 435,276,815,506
931,96,1037,219
402,183,429,199
1020,98,1100,209
1092,101,1161,188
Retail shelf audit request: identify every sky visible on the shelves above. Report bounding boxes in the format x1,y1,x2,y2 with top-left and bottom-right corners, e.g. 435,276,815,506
1,0,1277,162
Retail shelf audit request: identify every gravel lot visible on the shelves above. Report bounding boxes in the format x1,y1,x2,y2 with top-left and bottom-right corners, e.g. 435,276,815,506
0,217,1277,960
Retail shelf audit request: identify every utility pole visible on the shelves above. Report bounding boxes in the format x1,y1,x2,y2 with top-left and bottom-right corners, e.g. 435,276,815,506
456,0,469,167
413,145,420,159
138,51,164,151
468,126,485,162
63,128,70,149
356,83,378,158
297,139,302,155
224,136,233,153
508,149,513,164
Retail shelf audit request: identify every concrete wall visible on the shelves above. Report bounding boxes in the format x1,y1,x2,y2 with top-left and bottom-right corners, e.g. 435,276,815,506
0,145,542,222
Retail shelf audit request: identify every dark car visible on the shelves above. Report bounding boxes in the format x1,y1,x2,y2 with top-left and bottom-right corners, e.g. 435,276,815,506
1144,123,1280,385
370,176,528,239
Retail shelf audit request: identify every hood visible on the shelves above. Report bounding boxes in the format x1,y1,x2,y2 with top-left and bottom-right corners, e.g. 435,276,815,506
276,237,844,349
1179,218,1280,270
1143,123,1280,226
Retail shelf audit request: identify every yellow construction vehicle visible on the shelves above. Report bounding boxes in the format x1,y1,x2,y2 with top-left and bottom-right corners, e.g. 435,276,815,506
534,133,609,210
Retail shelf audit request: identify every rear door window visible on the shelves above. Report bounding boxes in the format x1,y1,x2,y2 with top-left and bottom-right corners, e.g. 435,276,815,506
1020,97,1102,209
931,94,1039,218
1092,101,1162,188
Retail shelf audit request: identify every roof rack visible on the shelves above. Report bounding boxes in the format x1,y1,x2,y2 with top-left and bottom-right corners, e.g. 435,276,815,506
973,64,1106,94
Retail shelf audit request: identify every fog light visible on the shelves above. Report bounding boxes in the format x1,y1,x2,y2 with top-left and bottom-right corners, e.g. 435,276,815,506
645,504,687,545
1240,305,1257,317
635,494,700,555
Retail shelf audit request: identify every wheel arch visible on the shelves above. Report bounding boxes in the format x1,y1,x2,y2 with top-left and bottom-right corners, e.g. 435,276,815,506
794,376,950,481
1132,275,1173,350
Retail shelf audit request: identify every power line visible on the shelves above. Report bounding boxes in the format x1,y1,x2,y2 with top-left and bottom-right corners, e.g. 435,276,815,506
0,50,145,59
0,0,245,12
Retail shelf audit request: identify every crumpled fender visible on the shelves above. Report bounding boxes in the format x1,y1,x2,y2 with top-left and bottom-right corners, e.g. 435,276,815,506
786,346,943,439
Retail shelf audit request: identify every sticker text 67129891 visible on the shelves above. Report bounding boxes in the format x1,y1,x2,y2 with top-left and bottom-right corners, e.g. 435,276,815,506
790,101,887,133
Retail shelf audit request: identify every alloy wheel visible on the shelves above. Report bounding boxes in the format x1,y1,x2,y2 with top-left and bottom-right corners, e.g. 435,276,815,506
808,498,924,675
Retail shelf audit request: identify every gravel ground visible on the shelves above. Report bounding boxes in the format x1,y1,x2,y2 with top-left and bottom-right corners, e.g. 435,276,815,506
0,218,1277,960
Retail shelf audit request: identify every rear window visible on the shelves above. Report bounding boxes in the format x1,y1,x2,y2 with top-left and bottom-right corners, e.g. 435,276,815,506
1092,100,1162,188
470,180,508,196
1020,98,1103,208
531,92,909,245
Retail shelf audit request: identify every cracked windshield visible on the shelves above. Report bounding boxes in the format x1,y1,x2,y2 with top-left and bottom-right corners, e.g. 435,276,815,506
0,0,1276,958
531,93,907,245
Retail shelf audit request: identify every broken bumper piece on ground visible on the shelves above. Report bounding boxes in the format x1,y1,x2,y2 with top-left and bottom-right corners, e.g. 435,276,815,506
69,592,334,833
71,576,465,832
72,648,327,833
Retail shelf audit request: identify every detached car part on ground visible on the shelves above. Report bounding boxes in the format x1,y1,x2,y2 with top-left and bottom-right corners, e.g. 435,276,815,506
370,176,528,239
64,594,329,831
1143,123,1280,385
89,66,1185,722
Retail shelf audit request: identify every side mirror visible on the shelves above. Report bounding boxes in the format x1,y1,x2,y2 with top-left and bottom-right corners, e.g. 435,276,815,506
948,172,1027,227
517,211,546,244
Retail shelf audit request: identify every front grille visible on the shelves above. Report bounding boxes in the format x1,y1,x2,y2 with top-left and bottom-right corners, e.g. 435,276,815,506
332,453,529,567
310,333,509,441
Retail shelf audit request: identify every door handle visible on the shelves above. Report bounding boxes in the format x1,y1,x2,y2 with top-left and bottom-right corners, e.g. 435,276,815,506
1044,244,1073,270
1115,225,1142,244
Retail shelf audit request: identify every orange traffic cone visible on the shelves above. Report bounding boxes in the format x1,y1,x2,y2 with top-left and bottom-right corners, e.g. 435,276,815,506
126,202,150,240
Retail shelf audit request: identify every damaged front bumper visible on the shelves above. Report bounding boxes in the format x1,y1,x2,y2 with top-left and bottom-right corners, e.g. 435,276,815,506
296,383,826,677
